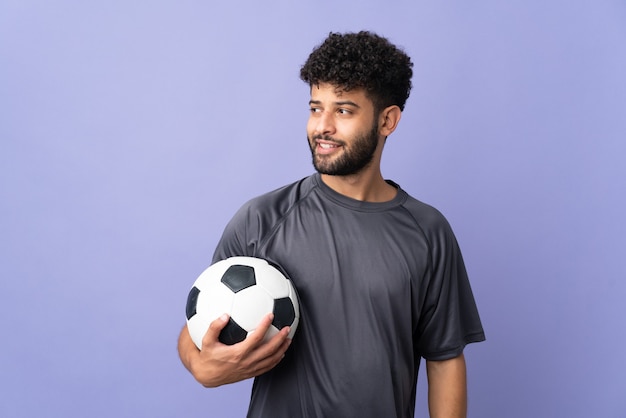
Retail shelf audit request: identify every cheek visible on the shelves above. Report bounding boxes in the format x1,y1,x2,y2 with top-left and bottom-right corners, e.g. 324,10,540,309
306,118,316,137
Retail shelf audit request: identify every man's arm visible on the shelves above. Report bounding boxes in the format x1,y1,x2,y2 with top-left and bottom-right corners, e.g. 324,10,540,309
178,313,291,387
426,353,467,418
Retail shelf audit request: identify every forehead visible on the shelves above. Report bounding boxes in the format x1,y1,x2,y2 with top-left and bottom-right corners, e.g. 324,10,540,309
309,83,372,106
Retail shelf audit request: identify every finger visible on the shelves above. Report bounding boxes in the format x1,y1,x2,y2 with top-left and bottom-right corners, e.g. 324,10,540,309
266,326,291,352
201,313,230,349
251,337,293,376
242,313,275,347
253,326,292,363
274,327,292,351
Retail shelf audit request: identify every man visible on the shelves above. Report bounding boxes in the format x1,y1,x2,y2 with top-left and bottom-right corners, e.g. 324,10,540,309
178,31,485,417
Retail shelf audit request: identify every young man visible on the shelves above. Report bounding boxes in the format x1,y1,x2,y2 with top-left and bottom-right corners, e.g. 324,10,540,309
178,31,485,417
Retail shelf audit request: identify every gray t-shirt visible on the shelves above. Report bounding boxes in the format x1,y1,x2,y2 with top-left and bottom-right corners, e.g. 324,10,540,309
213,174,485,418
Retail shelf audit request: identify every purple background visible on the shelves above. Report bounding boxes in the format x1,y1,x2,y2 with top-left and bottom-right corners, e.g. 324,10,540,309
2,1,625,417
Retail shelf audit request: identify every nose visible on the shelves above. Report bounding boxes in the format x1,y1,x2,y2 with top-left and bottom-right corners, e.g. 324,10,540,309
311,110,335,137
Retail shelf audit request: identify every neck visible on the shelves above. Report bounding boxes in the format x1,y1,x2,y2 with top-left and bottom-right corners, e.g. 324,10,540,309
320,170,397,202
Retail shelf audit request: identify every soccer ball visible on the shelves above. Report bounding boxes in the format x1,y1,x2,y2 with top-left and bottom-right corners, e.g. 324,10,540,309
185,256,300,349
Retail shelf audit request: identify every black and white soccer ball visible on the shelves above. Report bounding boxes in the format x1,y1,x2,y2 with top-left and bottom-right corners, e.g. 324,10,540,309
185,256,300,349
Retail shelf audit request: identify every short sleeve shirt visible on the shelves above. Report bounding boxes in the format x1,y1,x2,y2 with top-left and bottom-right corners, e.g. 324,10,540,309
212,174,485,418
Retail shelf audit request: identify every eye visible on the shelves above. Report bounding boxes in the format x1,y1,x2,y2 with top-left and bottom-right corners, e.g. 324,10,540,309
338,108,352,115
309,107,322,114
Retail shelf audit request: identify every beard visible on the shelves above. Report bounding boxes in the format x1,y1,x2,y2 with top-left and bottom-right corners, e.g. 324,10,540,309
308,122,379,176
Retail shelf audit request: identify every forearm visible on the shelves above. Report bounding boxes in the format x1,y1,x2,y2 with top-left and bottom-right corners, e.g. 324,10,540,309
426,353,467,418
177,325,217,387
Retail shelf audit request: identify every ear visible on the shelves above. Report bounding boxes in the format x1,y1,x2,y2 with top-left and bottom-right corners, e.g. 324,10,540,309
378,105,402,137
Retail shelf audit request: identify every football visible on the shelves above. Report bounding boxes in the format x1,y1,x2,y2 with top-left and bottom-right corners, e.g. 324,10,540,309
185,256,300,349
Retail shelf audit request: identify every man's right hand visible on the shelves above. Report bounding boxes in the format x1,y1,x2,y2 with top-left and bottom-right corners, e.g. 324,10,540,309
177,312,292,388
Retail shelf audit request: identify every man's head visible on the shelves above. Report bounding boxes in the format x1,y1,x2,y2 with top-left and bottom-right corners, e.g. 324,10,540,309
301,32,413,177
300,31,413,114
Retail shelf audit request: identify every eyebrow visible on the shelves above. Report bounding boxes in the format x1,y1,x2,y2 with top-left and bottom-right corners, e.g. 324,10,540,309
309,100,361,108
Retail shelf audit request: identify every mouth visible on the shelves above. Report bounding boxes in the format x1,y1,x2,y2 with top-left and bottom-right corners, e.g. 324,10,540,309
315,138,343,155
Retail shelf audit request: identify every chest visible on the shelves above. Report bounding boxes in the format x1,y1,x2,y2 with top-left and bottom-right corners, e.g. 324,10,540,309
258,203,430,318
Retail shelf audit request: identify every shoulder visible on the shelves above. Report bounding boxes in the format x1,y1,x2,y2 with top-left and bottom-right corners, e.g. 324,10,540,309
395,189,463,260
227,175,317,232
240,175,317,215
213,175,318,260
399,191,453,233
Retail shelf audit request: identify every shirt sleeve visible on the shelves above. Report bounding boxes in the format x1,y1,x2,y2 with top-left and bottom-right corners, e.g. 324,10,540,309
211,201,257,263
414,215,485,361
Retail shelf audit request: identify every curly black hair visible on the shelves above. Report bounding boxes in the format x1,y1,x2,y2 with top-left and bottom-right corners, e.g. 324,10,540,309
300,31,413,112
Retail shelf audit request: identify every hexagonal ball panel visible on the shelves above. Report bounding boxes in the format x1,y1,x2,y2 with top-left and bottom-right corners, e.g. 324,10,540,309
230,286,275,331
255,265,289,298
